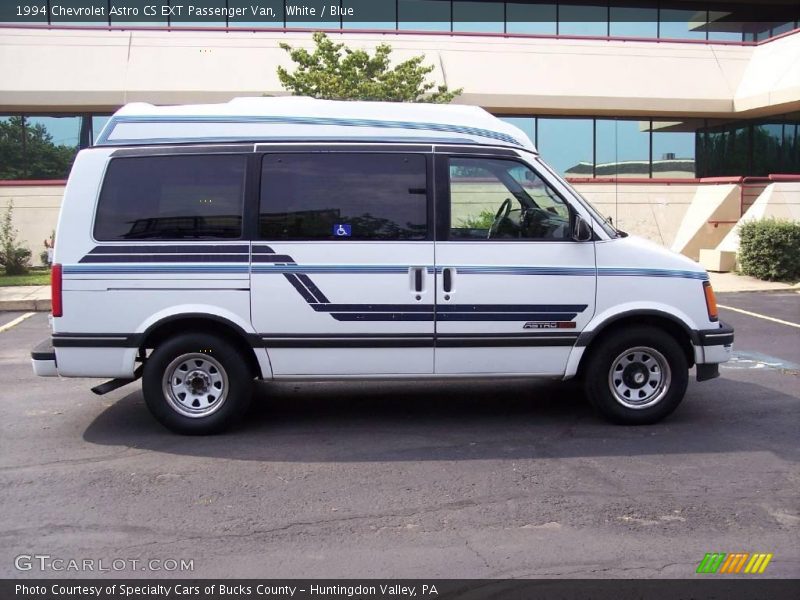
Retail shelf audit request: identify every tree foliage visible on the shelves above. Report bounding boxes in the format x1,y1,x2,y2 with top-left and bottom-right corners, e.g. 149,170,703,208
0,201,32,275
0,116,77,180
277,32,462,103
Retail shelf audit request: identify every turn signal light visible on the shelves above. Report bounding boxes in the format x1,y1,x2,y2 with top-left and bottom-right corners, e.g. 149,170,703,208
703,280,718,322
51,263,63,317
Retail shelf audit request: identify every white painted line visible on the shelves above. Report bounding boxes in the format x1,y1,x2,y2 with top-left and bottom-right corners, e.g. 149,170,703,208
718,304,800,329
0,311,36,333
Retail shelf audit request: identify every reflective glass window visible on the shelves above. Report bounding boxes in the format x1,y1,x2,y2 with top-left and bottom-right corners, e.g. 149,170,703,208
285,0,339,28
499,117,536,147
506,2,557,35
342,0,397,30
595,119,651,178
771,21,796,36
652,121,698,178
228,0,284,28
559,4,608,37
706,10,744,41
109,0,168,27
0,2,48,24
786,123,800,173
0,116,80,180
398,0,450,31
170,0,227,28
752,123,784,176
659,8,706,40
609,6,657,38
49,0,107,26
453,1,503,33
92,116,112,145
537,118,594,178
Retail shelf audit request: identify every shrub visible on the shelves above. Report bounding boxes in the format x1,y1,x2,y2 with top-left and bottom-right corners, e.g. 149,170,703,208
0,201,32,276
738,218,800,281
459,210,496,230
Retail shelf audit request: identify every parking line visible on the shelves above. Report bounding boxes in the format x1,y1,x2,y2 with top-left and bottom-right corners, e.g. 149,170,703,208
0,312,36,333
718,304,800,329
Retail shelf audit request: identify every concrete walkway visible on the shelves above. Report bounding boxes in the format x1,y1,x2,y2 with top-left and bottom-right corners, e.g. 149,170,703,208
1,274,797,312
0,286,51,311
708,272,800,293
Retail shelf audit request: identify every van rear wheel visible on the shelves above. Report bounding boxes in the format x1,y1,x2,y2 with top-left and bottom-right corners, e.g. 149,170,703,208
142,333,253,434
584,326,688,425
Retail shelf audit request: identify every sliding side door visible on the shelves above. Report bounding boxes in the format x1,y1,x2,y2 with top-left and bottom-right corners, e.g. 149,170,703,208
251,149,435,376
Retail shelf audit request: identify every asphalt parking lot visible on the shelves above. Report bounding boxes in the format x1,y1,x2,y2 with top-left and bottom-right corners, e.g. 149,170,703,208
0,292,798,579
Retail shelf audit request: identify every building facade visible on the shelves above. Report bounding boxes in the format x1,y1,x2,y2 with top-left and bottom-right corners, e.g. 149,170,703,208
1,1,799,267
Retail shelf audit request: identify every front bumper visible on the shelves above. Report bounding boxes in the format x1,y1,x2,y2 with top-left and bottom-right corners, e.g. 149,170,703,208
694,320,734,377
31,338,58,377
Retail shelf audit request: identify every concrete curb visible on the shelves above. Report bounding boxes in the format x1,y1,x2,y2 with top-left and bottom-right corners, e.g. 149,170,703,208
0,285,52,312
0,298,52,311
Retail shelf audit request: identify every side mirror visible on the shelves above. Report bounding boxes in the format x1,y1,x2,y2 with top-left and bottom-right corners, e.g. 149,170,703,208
572,216,593,242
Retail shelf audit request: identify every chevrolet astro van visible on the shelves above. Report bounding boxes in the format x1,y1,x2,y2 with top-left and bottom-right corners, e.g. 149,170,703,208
30,98,734,434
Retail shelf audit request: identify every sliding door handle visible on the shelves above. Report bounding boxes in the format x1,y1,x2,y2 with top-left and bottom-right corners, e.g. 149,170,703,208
443,268,454,293
414,268,423,292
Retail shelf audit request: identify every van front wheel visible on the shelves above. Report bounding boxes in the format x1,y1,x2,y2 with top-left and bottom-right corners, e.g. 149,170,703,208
142,333,253,434
584,326,688,424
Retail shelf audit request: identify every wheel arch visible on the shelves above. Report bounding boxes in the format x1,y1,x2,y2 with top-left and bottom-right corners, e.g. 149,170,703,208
575,309,697,378
138,313,266,379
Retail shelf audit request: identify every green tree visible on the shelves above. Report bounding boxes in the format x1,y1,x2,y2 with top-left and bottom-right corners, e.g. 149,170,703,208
277,32,462,103
0,116,77,180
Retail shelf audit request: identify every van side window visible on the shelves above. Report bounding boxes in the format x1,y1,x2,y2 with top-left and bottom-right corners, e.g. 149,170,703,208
449,157,571,241
259,153,427,240
94,155,246,240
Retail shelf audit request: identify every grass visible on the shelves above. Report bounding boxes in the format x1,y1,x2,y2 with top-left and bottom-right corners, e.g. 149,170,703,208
0,268,50,287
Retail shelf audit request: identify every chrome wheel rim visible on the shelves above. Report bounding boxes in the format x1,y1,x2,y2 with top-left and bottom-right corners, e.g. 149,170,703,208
608,346,671,410
161,353,228,418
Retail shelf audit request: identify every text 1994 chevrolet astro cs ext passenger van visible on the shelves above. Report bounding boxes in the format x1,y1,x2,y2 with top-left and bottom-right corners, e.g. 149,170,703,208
30,98,733,434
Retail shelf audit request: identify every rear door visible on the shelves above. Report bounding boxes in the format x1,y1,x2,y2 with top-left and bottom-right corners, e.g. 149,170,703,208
250,148,435,376
433,152,596,375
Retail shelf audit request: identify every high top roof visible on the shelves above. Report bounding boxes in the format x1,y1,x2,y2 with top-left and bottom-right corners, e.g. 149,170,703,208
96,96,536,151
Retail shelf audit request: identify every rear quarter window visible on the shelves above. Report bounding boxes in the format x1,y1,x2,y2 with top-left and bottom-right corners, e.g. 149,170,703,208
94,155,246,241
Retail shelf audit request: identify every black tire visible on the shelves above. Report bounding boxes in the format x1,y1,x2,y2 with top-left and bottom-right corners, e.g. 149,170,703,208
142,332,253,434
583,326,689,425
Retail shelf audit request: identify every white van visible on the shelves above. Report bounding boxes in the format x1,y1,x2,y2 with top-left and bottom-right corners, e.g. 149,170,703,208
31,98,733,434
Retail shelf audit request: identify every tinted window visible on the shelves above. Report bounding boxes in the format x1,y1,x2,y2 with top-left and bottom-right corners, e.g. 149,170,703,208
94,155,246,240
260,153,428,240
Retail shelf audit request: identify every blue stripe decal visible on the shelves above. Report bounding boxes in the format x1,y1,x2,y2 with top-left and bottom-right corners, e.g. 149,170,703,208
99,115,523,147
65,263,707,281
252,265,413,274
598,267,708,280
252,265,706,280
98,135,478,147
64,264,248,274
453,266,596,276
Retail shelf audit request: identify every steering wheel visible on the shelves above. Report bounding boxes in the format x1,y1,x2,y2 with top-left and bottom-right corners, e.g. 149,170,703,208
522,207,549,238
488,198,513,239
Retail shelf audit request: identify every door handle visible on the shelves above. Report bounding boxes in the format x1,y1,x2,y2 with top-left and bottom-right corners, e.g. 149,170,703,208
443,268,454,293
414,267,423,292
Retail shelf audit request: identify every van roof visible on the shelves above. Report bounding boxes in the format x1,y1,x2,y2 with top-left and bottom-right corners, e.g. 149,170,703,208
96,97,536,152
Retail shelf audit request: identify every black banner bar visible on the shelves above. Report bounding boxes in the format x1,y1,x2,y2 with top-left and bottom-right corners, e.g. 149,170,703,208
3,579,800,600
1,1,798,25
